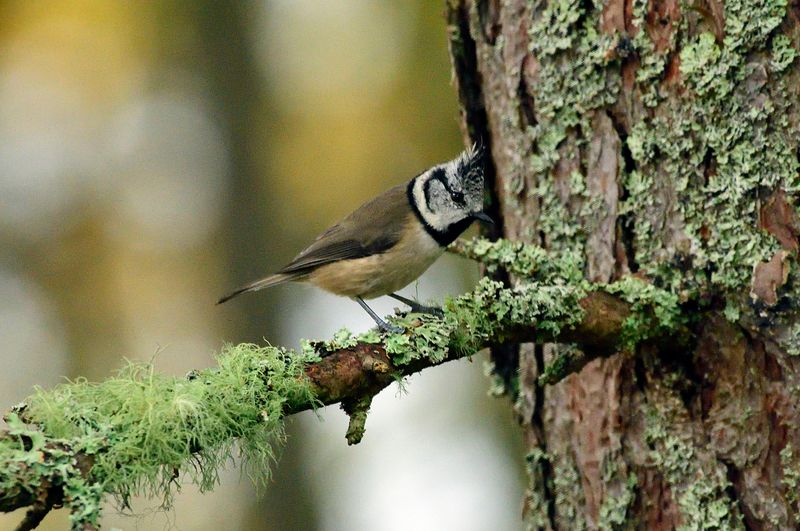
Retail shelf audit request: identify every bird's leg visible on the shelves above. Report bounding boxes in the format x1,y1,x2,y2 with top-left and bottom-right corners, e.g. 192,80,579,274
355,297,404,334
388,293,444,317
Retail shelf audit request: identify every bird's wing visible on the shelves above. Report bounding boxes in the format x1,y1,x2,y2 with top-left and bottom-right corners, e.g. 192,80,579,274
276,236,394,273
277,184,410,274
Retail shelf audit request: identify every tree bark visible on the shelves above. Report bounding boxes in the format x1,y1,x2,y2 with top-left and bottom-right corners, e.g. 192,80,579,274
447,0,800,529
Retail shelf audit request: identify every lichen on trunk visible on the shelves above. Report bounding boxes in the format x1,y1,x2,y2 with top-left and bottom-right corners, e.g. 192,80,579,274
447,0,800,528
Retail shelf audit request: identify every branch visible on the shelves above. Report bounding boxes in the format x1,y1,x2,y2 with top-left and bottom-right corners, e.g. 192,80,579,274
298,289,634,405
0,238,683,529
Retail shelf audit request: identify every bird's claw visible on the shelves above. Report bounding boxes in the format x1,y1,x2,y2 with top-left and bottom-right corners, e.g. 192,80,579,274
379,322,405,334
407,303,444,318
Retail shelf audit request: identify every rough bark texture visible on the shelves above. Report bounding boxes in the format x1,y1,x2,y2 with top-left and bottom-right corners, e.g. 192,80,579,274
447,0,800,529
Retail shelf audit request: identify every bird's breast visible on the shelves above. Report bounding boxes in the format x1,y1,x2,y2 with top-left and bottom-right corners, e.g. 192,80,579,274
308,217,443,299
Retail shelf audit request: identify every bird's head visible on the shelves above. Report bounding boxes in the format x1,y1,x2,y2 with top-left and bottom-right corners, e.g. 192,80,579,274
410,144,492,242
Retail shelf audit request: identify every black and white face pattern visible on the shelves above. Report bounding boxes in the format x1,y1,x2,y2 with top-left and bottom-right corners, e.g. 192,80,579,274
409,144,485,244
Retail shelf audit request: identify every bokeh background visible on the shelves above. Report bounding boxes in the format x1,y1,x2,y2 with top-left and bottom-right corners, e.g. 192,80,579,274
0,1,524,529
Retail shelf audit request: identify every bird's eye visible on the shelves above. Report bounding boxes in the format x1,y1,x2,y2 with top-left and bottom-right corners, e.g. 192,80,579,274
451,191,465,204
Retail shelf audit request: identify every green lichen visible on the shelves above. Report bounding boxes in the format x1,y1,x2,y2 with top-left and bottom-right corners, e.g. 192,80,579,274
301,326,382,358
552,450,587,529
385,314,454,365
603,277,684,349
524,448,552,530
63,477,103,529
780,445,800,509
16,343,318,514
528,0,618,142
484,359,514,397
385,276,588,367
598,471,637,531
533,175,587,260
724,0,788,50
356,329,383,345
723,299,742,323
1,413,101,528
679,33,725,96
630,0,677,107
469,280,587,342
644,403,742,530
771,34,797,72
538,344,585,385
449,239,685,384
781,321,800,357
497,0,798,526
597,450,638,530
448,236,586,285
621,0,799,309
327,328,360,350
518,0,798,323
341,394,372,446
522,0,620,258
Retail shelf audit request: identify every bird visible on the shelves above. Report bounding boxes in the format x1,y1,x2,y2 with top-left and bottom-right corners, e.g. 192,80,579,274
217,144,492,333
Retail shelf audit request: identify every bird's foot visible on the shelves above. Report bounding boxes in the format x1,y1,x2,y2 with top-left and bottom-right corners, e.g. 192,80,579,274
406,302,444,318
378,320,405,335
388,293,444,318
355,297,405,334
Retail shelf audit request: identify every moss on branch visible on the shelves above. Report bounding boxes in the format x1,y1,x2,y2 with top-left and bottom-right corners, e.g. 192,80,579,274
2,344,318,528
0,237,686,529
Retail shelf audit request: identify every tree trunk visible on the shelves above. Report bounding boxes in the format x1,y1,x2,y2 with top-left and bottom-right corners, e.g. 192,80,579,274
447,0,800,529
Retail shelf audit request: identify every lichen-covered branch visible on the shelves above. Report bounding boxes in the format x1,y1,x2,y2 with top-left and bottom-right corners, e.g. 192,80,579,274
0,237,683,529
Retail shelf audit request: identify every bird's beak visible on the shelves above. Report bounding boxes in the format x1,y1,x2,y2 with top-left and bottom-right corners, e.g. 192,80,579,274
471,212,495,226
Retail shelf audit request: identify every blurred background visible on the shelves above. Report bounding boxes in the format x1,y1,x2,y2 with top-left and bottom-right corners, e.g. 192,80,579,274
0,1,524,529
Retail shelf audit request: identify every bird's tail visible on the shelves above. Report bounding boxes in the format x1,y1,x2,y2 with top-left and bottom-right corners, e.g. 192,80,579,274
217,273,296,305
